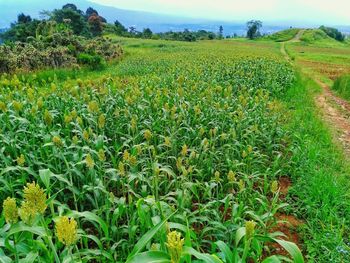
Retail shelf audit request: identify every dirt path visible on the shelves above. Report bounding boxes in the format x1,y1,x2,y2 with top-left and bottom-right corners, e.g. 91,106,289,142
314,80,350,154
281,30,350,154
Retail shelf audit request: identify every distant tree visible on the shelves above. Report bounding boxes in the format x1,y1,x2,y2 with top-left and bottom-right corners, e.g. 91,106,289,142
142,28,153,39
2,18,40,42
246,20,262,39
88,13,104,36
114,20,127,35
183,29,196,42
319,25,345,42
218,25,223,39
208,32,216,40
129,26,136,34
52,7,89,36
62,3,83,15
86,7,98,17
17,13,32,24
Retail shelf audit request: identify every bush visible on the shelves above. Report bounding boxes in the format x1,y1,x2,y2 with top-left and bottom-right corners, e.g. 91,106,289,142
77,53,105,70
319,26,345,42
0,32,122,73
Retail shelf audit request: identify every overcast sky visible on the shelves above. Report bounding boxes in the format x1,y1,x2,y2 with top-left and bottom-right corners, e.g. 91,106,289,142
89,0,350,24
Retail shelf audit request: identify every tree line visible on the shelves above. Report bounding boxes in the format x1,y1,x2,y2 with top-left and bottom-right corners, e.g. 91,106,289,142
1,3,229,43
0,3,345,43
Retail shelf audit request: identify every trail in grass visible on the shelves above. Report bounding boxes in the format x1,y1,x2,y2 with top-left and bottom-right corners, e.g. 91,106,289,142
281,30,350,155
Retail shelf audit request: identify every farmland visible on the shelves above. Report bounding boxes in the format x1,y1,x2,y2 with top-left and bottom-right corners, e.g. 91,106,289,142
1,30,350,263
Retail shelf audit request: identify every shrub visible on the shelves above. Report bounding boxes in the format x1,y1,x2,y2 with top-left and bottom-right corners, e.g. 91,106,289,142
0,32,122,73
77,53,105,70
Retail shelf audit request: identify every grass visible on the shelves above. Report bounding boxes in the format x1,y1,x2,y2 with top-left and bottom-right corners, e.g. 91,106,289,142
265,28,300,42
285,33,350,83
333,74,350,100
283,72,350,262
300,29,340,46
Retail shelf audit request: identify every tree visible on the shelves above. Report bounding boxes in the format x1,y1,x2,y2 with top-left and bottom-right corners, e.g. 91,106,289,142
246,20,262,40
142,28,153,39
129,26,136,34
86,7,98,17
2,19,41,42
114,20,127,35
183,29,196,42
218,25,223,39
88,13,104,36
319,25,345,42
17,13,32,24
62,3,83,15
52,7,89,36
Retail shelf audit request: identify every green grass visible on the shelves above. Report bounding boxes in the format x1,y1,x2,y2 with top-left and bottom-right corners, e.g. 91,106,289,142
333,74,350,100
265,28,300,42
283,73,350,262
300,29,344,47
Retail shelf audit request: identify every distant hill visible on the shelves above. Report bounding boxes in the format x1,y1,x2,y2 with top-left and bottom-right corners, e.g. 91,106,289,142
0,0,294,36
300,29,342,45
265,28,300,42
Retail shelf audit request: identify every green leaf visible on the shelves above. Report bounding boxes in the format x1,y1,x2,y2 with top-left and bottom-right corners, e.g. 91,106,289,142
262,255,281,263
19,251,39,263
0,248,12,263
39,169,52,189
127,251,171,263
235,227,246,246
183,247,223,263
126,212,175,261
68,211,109,238
215,241,233,263
273,239,304,263
7,223,46,237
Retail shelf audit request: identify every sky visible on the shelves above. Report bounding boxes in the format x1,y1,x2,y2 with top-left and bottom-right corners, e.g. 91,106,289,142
89,0,350,24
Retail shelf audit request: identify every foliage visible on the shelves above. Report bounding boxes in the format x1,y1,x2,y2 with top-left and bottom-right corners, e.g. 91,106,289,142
88,13,104,37
0,33,122,73
1,18,41,42
51,6,90,36
77,53,105,70
247,20,262,40
2,4,110,42
0,38,303,262
114,20,128,35
319,26,345,42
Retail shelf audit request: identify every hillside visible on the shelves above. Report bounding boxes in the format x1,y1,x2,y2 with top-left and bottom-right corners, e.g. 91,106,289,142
300,29,343,45
265,28,300,42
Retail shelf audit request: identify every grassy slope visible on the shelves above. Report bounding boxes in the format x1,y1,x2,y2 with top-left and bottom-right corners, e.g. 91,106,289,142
265,28,300,42
300,29,340,46
284,30,350,88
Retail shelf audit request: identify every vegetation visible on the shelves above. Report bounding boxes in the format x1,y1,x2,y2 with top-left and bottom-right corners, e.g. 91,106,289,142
1,2,350,262
0,37,310,262
266,28,299,42
319,26,345,42
246,20,262,40
299,29,339,44
0,30,122,73
333,74,350,100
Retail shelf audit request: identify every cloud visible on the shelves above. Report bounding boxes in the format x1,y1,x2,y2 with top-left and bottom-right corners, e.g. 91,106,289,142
89,0,350,24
